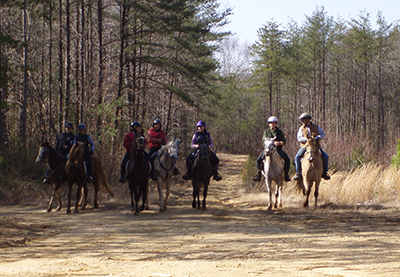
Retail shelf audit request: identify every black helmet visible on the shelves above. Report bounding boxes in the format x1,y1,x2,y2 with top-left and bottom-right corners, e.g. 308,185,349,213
153,118,161,126
65,122,73,128
298,113,312,120
78,123,86,130
130,121,141,129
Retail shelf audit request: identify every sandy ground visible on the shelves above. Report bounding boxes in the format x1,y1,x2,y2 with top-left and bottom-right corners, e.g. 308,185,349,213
1,153,400,277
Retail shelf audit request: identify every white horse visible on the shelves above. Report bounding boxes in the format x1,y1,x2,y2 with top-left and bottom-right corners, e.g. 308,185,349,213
262,138,285,210
152,138,181,212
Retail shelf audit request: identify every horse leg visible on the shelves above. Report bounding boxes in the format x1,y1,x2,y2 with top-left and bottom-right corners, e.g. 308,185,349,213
56,188,62,211
66,181,73,214
134,188,141,215
276,182,283,208
74,184,82,213
81,183,88,210
303,180,312,208
140,183,148,212
164,178,171,211
157,178,165,212
47,184,57,212
192,181,199,209
202,182,209,211
93,181,99,209
266,178,272,211
130,186,135,212
314,180,320,208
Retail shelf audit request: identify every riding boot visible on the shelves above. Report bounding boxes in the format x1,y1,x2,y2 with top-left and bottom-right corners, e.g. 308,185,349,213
293,173,302,181
182,161,192,180
213,171,222,181
173,166,180,175
322,172,331,180
252,169,262,182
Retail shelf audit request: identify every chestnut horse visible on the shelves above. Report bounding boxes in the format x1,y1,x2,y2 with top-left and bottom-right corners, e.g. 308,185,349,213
66,142,114,214
295,134,323,207
127,135,150,215
36,141,67,212
191,143,212,211
262,138,285,210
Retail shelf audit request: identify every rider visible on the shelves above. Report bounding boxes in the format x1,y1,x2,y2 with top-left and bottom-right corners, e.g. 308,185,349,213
118,121,156,183
293,113,330,181
73,123,95,183
147,118,179,175
43,122,75,184
252,116,291,182
182,120,222,181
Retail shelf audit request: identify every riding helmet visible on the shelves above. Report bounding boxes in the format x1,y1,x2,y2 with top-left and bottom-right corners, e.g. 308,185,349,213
196,120,206,128
153,119,162,127
65,122,73,128
267,116,278,123
78,123,86,130
130,121,142,129
298,113,312,120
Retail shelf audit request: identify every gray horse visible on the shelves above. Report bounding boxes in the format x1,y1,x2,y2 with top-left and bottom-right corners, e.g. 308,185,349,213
262,138,285,210
152,138,181,212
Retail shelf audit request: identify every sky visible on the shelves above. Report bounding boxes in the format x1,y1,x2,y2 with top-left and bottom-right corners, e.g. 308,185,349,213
219,0,400,44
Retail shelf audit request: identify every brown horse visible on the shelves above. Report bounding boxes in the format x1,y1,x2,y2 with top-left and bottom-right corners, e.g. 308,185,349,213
295,133,323,207
65,142,114,214
36,141,67,212
127,134,150,215
191,143,213,211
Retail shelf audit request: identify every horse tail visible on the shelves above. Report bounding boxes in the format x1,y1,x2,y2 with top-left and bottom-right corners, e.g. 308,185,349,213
93,155,115,197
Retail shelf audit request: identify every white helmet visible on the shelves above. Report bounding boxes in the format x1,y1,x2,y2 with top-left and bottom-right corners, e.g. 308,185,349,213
268,116,278,123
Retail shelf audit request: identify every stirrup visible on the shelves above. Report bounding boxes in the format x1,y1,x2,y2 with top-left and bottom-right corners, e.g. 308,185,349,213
173,168,180,175
213,173,222,181
293,174,302,180
118,176,126,183
86,175,93,183
43,178,51,184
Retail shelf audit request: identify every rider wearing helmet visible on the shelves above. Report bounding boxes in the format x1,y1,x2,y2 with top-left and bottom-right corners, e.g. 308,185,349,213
294,113,330,180
73,123,95,182
43,122,75,184
147,119,167,157
182,120,222,181
252,116,291,182
119,121,156,183
147,119,180,176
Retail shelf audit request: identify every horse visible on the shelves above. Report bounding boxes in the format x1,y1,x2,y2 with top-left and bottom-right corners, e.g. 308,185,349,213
191,143,213,211
127,134,150,215
295,133,323,207
262,138,285,210
152,138,181,212
35,141,67,212
65,142,114,214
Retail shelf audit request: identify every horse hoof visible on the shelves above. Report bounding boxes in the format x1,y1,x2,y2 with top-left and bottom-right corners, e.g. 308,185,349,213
134,211,140,216
74,209,79,213
159,207,165,212
66,209,71,214
140,205,145,211
47,208,52,213
202,207,207,211
94,203,99,209
192,201,196,209
56,207,61,211
144,205,150,210
267,206,272,211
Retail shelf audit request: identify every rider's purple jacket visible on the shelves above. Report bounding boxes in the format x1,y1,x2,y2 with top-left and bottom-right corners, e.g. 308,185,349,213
190,131,213,148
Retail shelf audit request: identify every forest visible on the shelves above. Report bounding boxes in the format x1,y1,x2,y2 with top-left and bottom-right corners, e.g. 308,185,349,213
1,0,400,190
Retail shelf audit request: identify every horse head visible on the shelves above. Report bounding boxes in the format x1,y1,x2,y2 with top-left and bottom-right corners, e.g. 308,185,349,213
69,142,84,167
264,137,277,157
197,143,210,164
36,141,51,164
306,133,319,162
167,138,181,160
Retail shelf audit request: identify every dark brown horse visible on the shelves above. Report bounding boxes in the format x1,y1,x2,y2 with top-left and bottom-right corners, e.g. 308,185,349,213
65,142,114,214
191,143,213,211
127,135,150,215
35,141,67,212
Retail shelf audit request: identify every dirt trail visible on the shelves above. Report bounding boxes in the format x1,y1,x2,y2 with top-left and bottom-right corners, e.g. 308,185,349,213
1,153,400,276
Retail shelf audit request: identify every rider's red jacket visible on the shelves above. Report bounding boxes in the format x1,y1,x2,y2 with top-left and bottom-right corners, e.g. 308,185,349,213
147,128,167,150
123,131,147,152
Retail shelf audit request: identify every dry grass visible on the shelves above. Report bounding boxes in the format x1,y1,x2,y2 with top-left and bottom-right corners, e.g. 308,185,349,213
317,164,400,206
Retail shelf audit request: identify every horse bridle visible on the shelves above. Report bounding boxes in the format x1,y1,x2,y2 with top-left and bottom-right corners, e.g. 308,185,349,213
157,150,176,173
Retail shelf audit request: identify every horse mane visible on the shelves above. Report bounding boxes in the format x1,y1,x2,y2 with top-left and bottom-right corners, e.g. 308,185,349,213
69,142,84,161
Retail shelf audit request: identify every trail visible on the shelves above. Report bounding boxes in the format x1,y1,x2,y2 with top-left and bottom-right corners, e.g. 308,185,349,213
1,153,400,276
